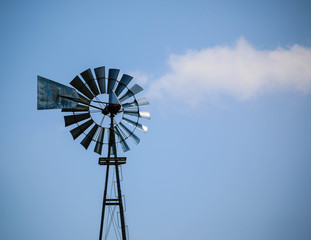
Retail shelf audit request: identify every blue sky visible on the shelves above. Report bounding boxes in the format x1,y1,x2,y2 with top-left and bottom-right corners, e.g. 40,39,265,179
1,0,311,239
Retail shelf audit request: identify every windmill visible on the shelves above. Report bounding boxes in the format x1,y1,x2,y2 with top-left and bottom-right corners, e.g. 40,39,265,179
37,66,150,240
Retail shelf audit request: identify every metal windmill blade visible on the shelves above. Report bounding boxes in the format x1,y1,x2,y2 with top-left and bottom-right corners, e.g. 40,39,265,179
64,112,91,127
70,75,94,100
94,127,105,155
80,68,100,96
124,110,151,119
81,124,99,149
114,126,130,152
122,97,149,109
122,116,148,132
114,74,133,96
118,84,144,102
61,104,89,112
119,122,140,144
107,68,120,93
94,66,106,94
70,119,94,139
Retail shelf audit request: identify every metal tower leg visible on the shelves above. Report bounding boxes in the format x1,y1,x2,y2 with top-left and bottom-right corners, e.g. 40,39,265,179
115,162,127,239
98,157,110,240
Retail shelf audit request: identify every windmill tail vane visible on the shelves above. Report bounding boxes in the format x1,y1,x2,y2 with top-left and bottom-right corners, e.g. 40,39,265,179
37,66,150,240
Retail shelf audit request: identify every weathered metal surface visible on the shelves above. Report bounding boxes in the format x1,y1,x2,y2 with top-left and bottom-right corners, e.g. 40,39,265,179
122,117,148,132
81,68,100,96
94,66,106,94
37,76,79,110
70,76,94,99
107,68,120,93
119,84,143,102
114,74,133,96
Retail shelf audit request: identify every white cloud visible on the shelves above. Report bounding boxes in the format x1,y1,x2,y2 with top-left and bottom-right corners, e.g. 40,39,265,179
147,38,311,105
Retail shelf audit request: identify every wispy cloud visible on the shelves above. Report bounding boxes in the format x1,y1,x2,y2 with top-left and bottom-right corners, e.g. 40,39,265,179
147,38,311,105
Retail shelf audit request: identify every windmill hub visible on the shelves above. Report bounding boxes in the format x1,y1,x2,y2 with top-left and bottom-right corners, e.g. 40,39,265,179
101,108,109,115
100,103,121,116
87,94,120,128
106,103,121,114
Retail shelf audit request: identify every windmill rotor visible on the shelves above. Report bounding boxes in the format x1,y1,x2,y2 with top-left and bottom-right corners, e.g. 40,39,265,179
38,66,150,156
